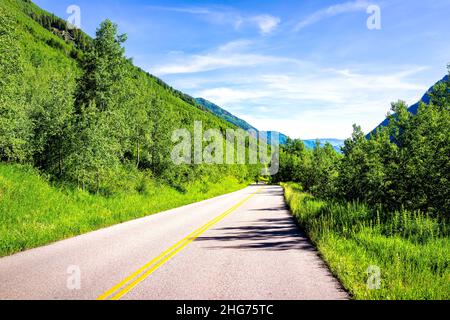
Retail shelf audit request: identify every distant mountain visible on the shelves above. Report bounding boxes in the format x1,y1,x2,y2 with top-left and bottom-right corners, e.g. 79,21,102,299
195,98,288,144
195,98,258,132
267,131,289,145
303,139,345,153
195,98,345,149
368,75,449,137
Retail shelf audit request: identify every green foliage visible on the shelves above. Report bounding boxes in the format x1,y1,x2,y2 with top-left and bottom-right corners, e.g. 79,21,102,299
0,0,260,194
339,89,450,216
66,19,129,191
0,0,264,256
0,6,33,162
17,0,91,52
0,163,247,257
276,69,450,218
273,139,341,198
283,183,450,300
276,71,450,299
195,98,258,132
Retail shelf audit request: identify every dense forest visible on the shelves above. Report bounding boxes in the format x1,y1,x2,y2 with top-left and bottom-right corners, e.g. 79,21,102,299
274,67,449,299
0,0,262,196
0,0,449,298
273,72,450,218
0,0,265,256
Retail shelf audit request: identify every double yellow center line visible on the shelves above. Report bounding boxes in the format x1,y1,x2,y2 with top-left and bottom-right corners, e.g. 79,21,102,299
97,187,263,300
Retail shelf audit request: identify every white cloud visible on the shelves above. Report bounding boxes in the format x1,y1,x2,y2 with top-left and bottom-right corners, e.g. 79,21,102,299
150,36,428,138
147,5,280,35
196,87,269,106
243,115,351,140
110,1,445,139
260,67,428,102
153,53,280,75
250,15,281,35
295,0,371,31
186,65,428,138
152,40,303,75
146,5,216,15
217,40,253,52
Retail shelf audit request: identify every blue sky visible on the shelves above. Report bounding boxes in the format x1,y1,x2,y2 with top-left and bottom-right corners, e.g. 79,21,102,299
34,0,450,139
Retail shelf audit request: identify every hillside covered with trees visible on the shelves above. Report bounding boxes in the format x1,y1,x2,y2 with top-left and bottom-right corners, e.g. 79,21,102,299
0,0,262,192
0,0,262,255
274,71,450,299
0,0,448,299
274,73,450,217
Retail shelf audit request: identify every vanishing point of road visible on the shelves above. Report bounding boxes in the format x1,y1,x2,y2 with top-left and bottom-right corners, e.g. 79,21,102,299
0,185,348,300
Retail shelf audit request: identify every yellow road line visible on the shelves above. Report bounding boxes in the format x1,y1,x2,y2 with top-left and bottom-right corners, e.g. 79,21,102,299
97,187,263,300
97,206,226,300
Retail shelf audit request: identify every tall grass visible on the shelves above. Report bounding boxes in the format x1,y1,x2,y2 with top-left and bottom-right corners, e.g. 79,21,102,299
0,164,248,257
282,182,450,300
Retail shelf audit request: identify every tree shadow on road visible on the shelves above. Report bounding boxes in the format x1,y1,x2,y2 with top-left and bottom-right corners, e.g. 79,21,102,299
195,215,316,252
253,187,285,197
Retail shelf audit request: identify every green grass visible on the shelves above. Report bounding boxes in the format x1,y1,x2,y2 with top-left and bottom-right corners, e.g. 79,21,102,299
0,164,248,257
282,182,450,300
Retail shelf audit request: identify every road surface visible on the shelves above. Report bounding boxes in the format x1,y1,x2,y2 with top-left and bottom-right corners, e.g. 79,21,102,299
0,185,348,300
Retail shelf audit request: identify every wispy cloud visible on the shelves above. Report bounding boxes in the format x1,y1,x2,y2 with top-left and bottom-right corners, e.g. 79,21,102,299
195,87,269,106
146,5,280,35
32,0,450,139
188,63,428,138
250,15,281,34
151,40,303,75
145,6,213,15
294,0,371,31
190,64,427,106
149,26,429,137
138,2,438,138
152,54,273,75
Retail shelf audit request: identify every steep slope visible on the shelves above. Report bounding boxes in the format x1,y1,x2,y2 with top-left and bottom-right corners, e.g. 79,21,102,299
0,0,261,256
195,98,258,132
2,0,239,134
195,98,291,144
268,131,289,145
194,99,343,149
368,75,449,137
0,0,261,190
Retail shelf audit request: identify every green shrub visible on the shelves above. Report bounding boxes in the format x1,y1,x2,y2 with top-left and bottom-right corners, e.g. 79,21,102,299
0,163,248,257
282,182,450,300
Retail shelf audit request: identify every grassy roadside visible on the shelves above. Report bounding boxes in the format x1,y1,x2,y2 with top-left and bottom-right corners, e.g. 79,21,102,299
0,164,248,257
282,182,450,300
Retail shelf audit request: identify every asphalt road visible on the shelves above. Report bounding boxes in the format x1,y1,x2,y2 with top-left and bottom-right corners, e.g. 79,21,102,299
0,185,348,300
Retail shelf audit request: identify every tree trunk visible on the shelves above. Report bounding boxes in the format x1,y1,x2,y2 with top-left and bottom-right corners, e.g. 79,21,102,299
136,140,140,168
96,171,100,194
